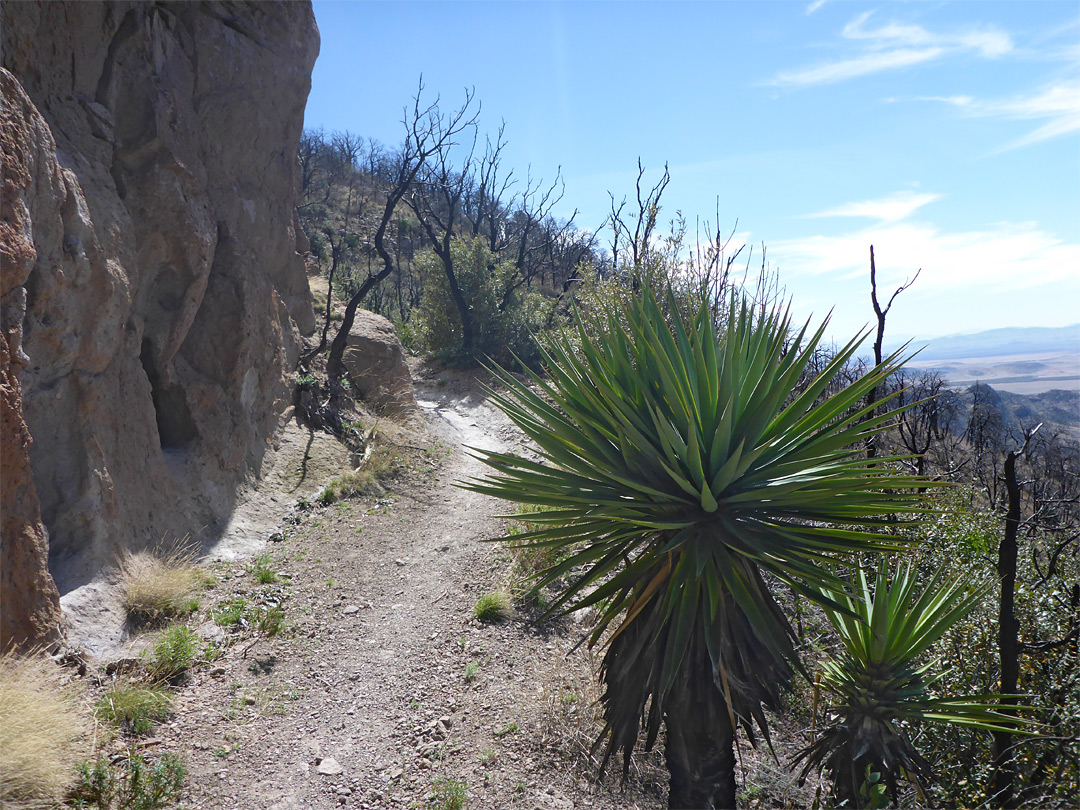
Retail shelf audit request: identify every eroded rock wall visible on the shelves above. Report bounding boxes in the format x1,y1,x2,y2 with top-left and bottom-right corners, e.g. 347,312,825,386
1,2,318,644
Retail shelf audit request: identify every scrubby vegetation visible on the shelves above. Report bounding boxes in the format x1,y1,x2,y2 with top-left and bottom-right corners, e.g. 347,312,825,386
295,84,1078,806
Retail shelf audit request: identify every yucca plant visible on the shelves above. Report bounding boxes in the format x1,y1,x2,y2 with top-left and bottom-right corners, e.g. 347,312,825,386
465,288,933,808
798,559,1028,808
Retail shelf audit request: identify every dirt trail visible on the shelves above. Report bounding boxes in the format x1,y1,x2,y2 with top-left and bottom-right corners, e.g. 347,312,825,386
159,375,667,810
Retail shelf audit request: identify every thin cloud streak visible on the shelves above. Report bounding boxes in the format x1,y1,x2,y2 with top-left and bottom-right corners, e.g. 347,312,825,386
772,220,1079,291
918,82,1080,152
803,191,943,222
769,47,943,87
766,11,1012,87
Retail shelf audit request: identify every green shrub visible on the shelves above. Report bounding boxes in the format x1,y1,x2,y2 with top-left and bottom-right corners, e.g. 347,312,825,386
144,624,199,684
73,749,186,810
415,234,555,368
95,682,174,736
428,777,467,810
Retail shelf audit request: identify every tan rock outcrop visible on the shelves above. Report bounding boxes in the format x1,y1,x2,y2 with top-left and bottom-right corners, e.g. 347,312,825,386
1,330,63,651
342,310,418,416
0,1,318,643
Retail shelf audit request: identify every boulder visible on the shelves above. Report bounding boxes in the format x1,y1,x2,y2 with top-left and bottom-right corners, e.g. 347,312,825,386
341,310,417,415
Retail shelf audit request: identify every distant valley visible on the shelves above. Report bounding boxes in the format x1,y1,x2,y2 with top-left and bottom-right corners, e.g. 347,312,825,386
894,323,1080,396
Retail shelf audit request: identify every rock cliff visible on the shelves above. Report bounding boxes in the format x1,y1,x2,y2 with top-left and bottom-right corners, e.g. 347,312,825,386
1,2,318,648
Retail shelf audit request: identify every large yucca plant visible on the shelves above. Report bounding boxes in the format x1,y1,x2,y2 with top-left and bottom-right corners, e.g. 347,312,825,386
466,289,932,808
798,559,1028,808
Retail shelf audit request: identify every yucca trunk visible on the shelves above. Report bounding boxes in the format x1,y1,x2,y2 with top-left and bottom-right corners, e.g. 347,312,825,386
663,635,737,810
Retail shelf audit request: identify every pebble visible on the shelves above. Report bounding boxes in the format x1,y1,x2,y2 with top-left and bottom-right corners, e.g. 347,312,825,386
316,757,344,775
342,605,360,615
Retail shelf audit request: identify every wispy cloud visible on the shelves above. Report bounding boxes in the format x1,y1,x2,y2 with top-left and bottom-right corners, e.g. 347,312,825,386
772,219,1080,339
806,0,828,15
772,48,944,86
918,81,1080,152
803,191,942,222
767,11,1012,87
842,12,1012,58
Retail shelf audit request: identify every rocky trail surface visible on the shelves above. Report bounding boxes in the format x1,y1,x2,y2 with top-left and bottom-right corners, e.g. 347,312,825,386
153,372,671,810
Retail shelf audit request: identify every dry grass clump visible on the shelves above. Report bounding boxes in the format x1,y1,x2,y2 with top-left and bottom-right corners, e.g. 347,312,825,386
0,653,88,808
318,443,406,504
95,681,174,736
119,547,211,624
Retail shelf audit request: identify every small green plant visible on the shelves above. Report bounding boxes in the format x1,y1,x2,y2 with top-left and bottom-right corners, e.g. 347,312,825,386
121,749,186,810
71,757,116,807
95,682,174,736
72,750,185,810
212,598,249,628
247,553,279,585
293,372,317,391
428,777,467,810
254,605,285,637
493,721,519,738
473,591,511,623
316,487,337,506
325,578,335,588
144,623,199,684
859,765,889,810
463,661,480,683
479,747,495,766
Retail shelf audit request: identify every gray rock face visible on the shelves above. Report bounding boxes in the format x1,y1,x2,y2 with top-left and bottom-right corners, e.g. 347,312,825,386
0,2,319,621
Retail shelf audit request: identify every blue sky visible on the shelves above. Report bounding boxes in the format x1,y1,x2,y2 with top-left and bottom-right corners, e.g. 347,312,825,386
304,0,1079,345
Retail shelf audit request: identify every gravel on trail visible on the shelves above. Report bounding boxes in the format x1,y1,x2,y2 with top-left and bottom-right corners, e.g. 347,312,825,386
156,374,669,810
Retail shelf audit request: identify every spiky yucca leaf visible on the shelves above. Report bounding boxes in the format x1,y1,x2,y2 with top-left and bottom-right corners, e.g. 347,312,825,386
465,289,933,776
799,559,1031,804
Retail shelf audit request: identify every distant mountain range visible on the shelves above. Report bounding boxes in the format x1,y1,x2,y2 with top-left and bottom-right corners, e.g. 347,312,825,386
886,324,1080,361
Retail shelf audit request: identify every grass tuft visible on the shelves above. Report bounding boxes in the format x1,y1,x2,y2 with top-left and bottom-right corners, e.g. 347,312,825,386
0,653,88,807
119,547,211,625
247,553,279,584
474,590,511,623
95,682,174,736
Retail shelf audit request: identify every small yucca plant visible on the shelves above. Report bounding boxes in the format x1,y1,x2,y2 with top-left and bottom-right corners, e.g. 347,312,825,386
798,559,1029,807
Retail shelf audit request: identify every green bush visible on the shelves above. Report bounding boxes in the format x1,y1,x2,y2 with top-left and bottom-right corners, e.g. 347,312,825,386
415,235,555,368
144,624,199,684
72,750,186,810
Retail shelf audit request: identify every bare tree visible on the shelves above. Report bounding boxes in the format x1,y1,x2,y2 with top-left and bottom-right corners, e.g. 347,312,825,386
608,160,670,292
866,244,920,457
317,80,478,389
